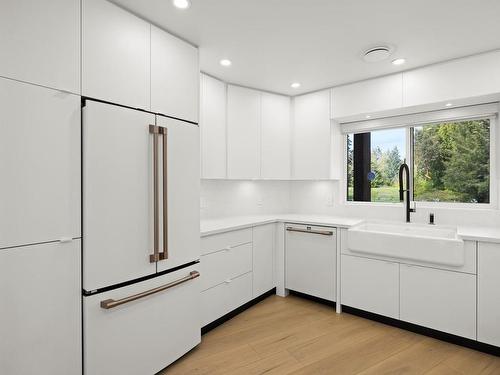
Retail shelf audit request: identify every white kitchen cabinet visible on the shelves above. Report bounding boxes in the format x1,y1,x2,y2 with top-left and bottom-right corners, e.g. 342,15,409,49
292,90,331,179
0,78,80,250
0,0,80,93
200,74,227,178
201,272,253,327
0,240,81,375
82,0,150,110
403,51,500,107
286,224,336,301
261,93,291,179
227,85,261,179
478,242,500,346
151,25,199,123
331,74,403,119
253,224,276,297
156,116,200,273
341,254,399,319
400,264,476,339
84,264,200,375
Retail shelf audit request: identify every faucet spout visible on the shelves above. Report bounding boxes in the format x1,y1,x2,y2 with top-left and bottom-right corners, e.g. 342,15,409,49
398,163,415,222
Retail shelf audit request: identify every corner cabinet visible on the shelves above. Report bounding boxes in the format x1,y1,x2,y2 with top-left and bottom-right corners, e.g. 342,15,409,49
292,90,332,179
151,25,199,123
200,74,227,178
478,242,500,347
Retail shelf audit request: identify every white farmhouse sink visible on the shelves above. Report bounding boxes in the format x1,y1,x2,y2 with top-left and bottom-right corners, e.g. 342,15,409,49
347,222,465,267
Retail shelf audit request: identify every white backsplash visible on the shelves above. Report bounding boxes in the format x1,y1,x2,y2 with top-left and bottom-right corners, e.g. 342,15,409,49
202,179,500,227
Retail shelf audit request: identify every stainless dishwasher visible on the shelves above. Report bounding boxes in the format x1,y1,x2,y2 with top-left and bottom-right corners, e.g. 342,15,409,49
285,223,337,301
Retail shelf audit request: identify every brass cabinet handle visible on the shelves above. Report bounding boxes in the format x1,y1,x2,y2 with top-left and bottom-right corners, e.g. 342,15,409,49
159,127,168,261
286,227,334,236
149,125,160,263
100,271,200,309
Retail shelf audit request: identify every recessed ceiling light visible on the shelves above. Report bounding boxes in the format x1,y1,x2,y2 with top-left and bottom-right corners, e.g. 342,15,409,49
220,59,232,67
363,46,393,63
445,102,453,107
366,115,371,119
172,0,191,9
392,58,406,66
291,82,301,89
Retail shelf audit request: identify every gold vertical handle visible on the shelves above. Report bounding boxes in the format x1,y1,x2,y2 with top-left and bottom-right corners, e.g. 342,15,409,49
159,127,168,261
149,125,160,263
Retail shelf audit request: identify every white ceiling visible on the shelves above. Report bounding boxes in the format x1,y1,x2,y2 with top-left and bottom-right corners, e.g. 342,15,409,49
112,0,500,96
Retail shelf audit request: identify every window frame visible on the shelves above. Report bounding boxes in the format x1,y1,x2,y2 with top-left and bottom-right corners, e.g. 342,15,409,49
343,114,497,209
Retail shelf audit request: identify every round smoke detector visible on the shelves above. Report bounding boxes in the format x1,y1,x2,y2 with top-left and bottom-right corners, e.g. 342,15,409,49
363,46,394,63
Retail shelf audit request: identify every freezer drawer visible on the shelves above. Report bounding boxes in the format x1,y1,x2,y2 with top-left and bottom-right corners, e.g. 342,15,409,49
84,265,201,375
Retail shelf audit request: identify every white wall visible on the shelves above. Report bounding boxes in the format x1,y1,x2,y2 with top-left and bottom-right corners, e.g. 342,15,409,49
200,180,291,219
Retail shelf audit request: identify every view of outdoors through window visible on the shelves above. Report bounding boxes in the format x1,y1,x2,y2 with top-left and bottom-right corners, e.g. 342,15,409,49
347,118,490,204
413,119,490,203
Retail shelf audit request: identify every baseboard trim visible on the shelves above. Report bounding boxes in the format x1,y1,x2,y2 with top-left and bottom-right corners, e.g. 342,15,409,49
201,288,276,335
288,290,336,308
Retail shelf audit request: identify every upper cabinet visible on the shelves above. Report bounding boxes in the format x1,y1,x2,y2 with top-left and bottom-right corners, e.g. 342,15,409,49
331,74,403,120
151,25,199,123
227,85,262,179
261,93,291,179
0,0,80,93
403,51,500,107
200,74,227,179
292,90,332,179
82,0,150,110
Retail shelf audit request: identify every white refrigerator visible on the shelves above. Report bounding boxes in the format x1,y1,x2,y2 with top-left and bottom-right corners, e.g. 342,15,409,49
82,100,201,375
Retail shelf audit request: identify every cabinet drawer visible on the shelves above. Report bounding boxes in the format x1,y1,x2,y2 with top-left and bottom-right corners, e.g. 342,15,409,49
341,255,399,319
83,265,200,375
201,272,253,327
400,264,476,339
201,228,252,255
200,243,252,291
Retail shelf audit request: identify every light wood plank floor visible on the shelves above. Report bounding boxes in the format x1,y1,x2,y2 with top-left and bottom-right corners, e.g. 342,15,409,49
162,295,500,375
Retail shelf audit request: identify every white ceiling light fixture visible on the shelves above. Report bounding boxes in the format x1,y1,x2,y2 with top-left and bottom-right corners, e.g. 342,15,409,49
172,0,191,9
392,58,406,65
445,102,453,107
291,82,301,89
363,46,393,63
365,115,371,119
219,59,232,67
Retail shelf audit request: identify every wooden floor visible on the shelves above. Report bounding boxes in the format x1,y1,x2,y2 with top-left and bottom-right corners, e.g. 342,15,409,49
162,295,500,375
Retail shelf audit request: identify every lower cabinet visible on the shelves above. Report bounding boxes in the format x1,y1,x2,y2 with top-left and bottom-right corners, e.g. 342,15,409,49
84,265,200,375
400,264,476,339
253,224,276,297
0,240,81,375
341,254,399,318
478,242,500,346
201,272,253,327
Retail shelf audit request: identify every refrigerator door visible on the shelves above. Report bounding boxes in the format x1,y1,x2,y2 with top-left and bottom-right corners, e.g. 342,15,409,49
156,116,200,273
83,264,201,375
83,100,156,291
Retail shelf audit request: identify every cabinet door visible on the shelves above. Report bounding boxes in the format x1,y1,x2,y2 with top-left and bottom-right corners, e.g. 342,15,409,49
82,0,150,110
0,79,80,249
292,90,331,179
0,240,81,375
200,74,227,178
400,264,476,339
151,25,199,123
84,265,200,375
156,116,200,273
478,242,500,346
286,225,336,301
227,85,261,179
261,93,291,179
341,255,399,318
253,224,276,297
0,0,80,93
331,74,403,120
83,101,156,291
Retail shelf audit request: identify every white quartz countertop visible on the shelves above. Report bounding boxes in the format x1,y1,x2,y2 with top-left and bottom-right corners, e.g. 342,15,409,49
200,214,363,236
201,214,500,243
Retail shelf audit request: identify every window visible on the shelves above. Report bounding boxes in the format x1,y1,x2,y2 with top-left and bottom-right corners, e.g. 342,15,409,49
346,117,492,205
